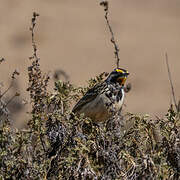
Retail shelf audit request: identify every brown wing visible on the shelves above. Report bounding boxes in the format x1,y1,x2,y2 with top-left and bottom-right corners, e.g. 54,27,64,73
72,82,105,113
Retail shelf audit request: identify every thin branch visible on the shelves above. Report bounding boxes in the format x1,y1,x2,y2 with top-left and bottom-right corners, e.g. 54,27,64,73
0,83,13,99
0,58,5,64
6,92,20,106
100,1,120,68
28,12,48,153
165,52,178,111
39,132,47,152
29,12,39,60
12,69,20,79
0,70,20,99
178,100,180,112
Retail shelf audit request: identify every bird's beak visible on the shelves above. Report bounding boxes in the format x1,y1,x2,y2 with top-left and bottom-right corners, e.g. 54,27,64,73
124,72,129,76
117,72,129,85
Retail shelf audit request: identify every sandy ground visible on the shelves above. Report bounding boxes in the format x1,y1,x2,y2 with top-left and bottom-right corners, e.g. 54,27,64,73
0,0,180,125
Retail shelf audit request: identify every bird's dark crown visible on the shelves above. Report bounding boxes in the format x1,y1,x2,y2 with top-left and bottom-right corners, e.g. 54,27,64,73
106,68,129,86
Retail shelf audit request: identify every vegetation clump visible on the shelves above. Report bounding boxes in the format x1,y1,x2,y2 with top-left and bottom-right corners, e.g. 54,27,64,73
0,11,180,180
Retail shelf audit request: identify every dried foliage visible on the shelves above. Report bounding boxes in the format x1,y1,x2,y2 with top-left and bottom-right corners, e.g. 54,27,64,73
0,10,180,180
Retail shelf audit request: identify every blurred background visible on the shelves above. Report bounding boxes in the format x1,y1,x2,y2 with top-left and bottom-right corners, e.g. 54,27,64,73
0,0,180,125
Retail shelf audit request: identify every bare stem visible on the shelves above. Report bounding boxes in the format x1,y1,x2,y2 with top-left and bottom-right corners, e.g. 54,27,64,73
165,52,178,111
0,83,13,99
6,92,20,106
100,1,120,68
29,12,39,60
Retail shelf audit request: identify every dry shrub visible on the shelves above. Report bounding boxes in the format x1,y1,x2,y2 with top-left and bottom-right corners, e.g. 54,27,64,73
0,11,180,180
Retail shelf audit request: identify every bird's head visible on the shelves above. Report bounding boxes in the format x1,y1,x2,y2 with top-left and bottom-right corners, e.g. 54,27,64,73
106,68,129,86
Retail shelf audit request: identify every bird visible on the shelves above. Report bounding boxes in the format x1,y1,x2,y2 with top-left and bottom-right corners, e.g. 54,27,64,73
72,68,129,122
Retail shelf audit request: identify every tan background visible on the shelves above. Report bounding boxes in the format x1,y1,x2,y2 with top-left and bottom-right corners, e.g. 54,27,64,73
0,0,180,123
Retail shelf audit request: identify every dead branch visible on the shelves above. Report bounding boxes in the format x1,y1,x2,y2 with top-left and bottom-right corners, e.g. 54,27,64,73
100,0,120,68
165,52,178,111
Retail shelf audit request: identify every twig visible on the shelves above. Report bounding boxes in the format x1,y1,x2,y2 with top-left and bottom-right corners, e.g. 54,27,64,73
53,69,69,81
0,83,13,99
178,100,180,112
165,52,178,111
6,92,20,106
29,12,39,60
0,58,5,64
100,0,120,68
12,69,20,79
40,132,47,152
0,70,20,99
29,12,48,153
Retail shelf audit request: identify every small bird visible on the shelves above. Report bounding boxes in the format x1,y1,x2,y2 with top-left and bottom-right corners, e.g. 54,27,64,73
72,68,129,122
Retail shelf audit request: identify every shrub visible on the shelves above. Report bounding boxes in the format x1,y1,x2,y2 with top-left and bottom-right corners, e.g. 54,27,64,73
0,11,180,180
